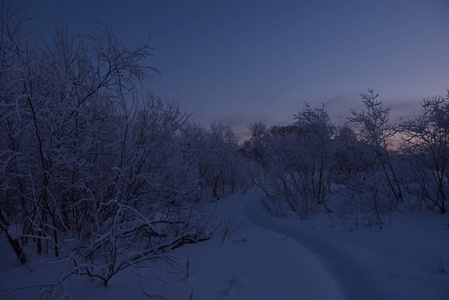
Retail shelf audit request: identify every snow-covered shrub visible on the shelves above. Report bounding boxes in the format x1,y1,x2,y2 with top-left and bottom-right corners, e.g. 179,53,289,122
332,135,397,228
251,104,335,218
183,121,247,199
335,171,394,229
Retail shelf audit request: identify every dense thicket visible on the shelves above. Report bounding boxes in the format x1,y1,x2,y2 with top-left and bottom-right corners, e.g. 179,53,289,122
0,8,247,295
243,91,449,229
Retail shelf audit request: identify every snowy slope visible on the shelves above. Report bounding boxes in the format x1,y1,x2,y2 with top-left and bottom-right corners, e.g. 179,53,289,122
1,192,448,299
242,193,449,300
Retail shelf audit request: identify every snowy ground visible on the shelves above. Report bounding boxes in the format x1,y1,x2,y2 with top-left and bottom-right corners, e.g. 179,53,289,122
1,192,449,299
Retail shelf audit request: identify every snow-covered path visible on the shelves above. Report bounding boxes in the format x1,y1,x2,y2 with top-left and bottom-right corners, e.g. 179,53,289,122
242,197,387,300
1,191,448,299
140,192,347,299
239,192,449,300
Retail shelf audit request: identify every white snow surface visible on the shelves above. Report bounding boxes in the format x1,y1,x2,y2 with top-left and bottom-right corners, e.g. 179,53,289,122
1,192,449,299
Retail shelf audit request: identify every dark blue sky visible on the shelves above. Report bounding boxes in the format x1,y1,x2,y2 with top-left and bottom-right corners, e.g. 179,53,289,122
11,0,449,136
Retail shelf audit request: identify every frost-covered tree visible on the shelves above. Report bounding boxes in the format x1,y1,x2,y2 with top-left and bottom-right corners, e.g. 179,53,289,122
0,7,216,293
253,104,335,217
332,130,393,228
183,122,245,199
347,89,403,203
293,103,335,207
248,122,268,166
401,95,449,213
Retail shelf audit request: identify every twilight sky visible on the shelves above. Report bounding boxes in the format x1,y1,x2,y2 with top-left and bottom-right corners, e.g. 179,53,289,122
10,0,449,137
